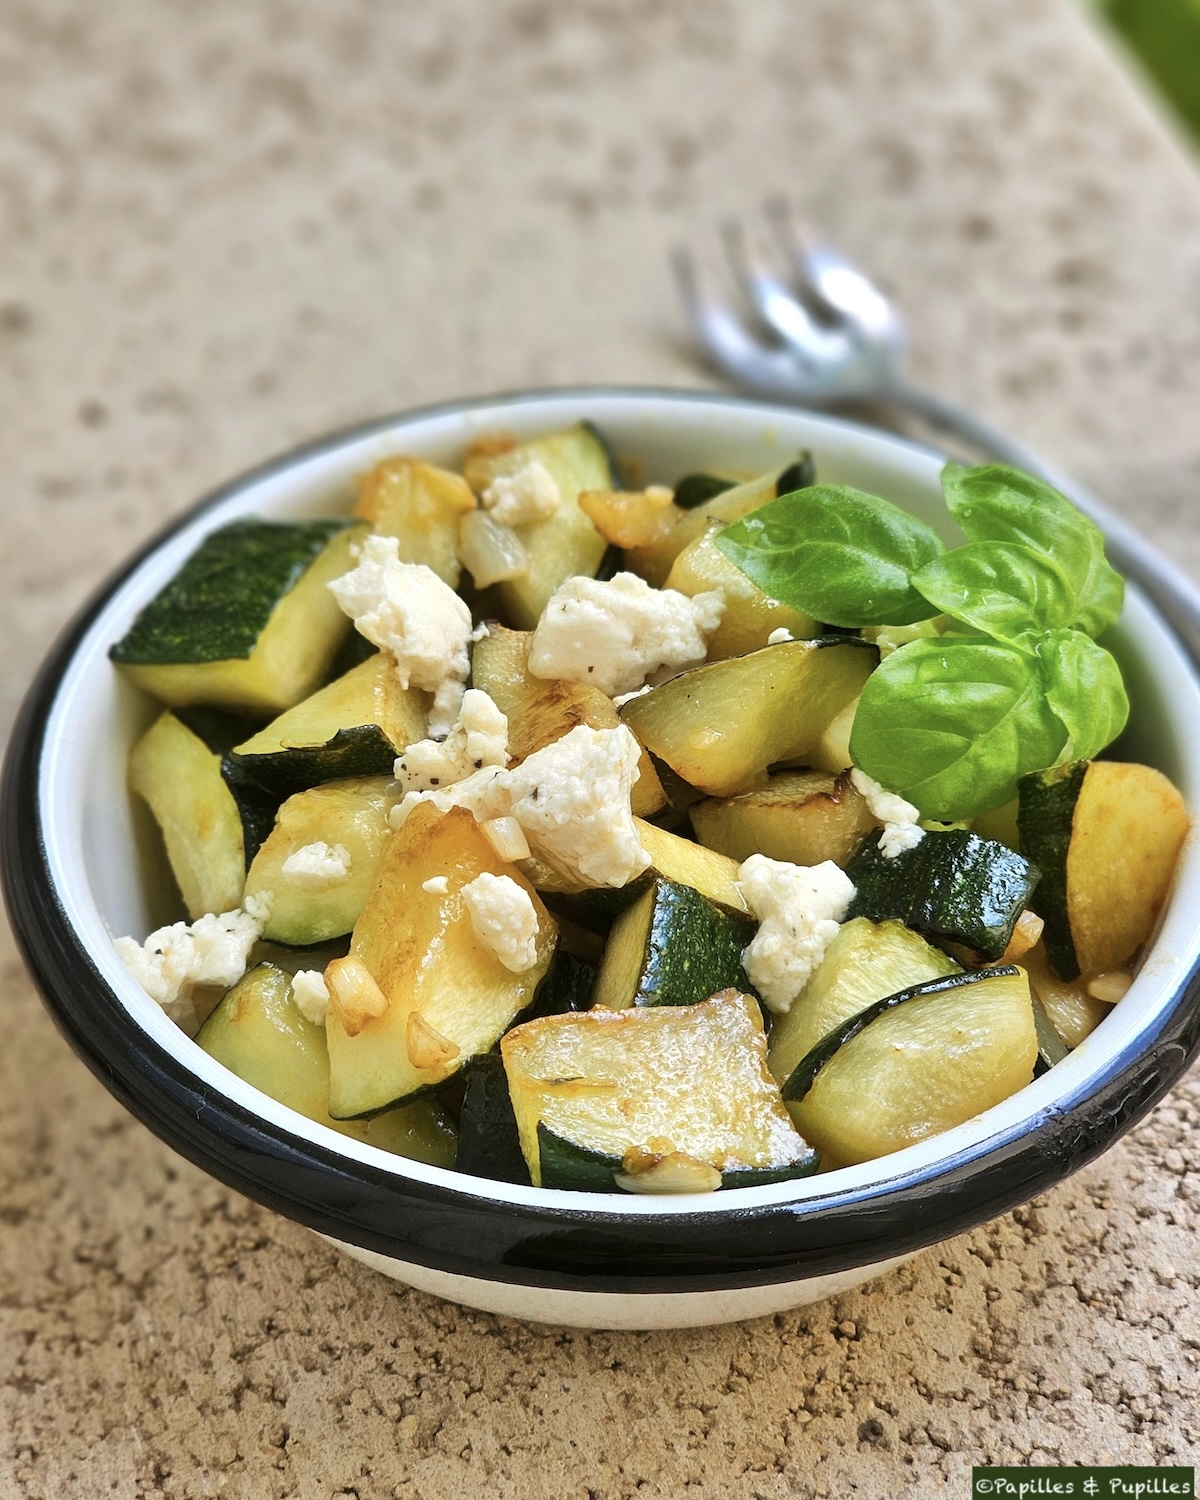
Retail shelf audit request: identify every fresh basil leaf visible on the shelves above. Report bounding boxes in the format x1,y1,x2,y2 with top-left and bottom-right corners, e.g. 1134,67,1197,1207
849,636,1067,820
1038,628,1130,761
941,464,1123,637
713,485,944,627
911,541,1077,645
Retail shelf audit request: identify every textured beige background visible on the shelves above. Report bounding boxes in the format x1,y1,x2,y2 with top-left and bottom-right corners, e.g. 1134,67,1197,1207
2,2,1200,1496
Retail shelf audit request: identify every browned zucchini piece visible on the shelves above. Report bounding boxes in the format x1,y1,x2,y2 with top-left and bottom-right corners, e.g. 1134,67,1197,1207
664,522,819,660
624,470,779,587
691,769,877,868
501,991,816,1190
326,804,556,1117
507,678,666,819
619,637,878,798
353,455,476,588
470,625,540,713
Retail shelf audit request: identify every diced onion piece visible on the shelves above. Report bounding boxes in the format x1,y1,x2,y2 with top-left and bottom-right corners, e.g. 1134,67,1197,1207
459,509,529,588
480,816,531,862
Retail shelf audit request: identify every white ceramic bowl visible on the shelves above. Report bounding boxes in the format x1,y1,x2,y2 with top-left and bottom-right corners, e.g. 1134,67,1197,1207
6,389,1200,1330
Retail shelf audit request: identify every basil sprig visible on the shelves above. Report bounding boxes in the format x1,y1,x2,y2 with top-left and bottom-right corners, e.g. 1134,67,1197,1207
713,463,1128,820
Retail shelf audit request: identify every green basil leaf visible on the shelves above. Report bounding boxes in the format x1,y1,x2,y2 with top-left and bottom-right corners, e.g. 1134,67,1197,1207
941,463,1123,637
713,485,944,627
1038,628,1130,762
911,541,1077,645
849,636,1067,820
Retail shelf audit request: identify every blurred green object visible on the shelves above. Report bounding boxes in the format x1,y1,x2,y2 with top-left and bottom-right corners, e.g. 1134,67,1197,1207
1096,0,1200,140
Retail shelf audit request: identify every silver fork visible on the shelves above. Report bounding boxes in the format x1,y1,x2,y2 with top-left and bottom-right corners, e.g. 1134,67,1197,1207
672,201,1200,659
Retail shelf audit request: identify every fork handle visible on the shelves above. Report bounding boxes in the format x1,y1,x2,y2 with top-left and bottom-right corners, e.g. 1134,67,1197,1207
889,381,1200,662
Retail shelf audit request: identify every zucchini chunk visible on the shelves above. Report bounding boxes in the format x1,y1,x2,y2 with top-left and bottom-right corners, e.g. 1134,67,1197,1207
111,519,364,716
619,637,877,798
501,991,817,1191
768,917,961,1100
196,963,457,1165
1018,760,1190,980
591,878,758,1011
353,455,476,588
244,776,403,945
626,467,786,587
469,625,540,713
129,711,250,920
845,828,1038,962
174,705,281,868
784,965,1037,1165
507,678,666,819
230,653,428,799
664,523,819,660
326,803,556,1118
463,425,615,628
456,1053,530,1185
691,769,877,869
526,946,598,1018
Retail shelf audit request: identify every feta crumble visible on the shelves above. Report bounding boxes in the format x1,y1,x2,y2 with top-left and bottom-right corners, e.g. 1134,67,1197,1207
394,688,509,794
766,627,794,645
281,841,353,888
736,855,856,1016
850,769,925,858
422,875,450,895
528,571,724,697
115,904,266,1029
480,460,561,527
328,534,472,736
460,872,541,973
292,968,331,1026
391,724,650,889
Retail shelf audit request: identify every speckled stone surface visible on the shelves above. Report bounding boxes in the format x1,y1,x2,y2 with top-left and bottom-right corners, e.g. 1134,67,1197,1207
2,2,1200,1496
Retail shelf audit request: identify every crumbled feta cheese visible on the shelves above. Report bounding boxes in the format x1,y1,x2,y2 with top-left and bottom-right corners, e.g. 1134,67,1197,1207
281,841,353,888
471,621,491,643
767,627,794,645
114,905,265,1028
328,534,472,736
292,968,331,1026
394,688,509,793
480,460,561,527
736,855,855,1016
612,684,652,708
422,875,450,895
501,724,651,888
391,724,649,889
850,769,926,858
528,572,724,696
460,872,541,972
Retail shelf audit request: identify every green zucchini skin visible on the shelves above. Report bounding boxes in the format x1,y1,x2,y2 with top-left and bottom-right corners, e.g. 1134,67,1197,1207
773,451,816,496
593,878,757,1010
176,706,280,866
673,473,736,510
536,1124,819,1192
111,519,352,666
456,1054,531,1185
782,965,1023,1103
845,829,1038,961
234,725,397,803
1016,762,1087,980
526,949,598,1020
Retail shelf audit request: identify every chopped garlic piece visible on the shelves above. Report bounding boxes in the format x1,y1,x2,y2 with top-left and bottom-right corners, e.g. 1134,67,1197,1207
281,841,352,888
292,969,331,1026
115,905,266,1029
1087,970,1133,1004
394,688,509,793
850,769,925,858
480,816,531,862
737,855,855,1016
528,571,724,697
480,460,561,527
461,872,542,973
328,534,472,736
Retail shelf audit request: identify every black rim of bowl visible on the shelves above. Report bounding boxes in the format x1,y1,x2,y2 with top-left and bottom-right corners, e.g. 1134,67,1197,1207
6,386,1200,1298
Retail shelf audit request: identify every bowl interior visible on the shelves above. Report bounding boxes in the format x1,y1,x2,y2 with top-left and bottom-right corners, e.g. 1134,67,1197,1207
37,389,1200,1217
